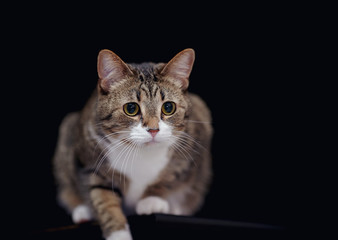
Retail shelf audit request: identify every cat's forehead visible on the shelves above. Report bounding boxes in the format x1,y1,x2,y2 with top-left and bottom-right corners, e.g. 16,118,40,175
127,62,177,97
128,62,161,82
109,62,182,104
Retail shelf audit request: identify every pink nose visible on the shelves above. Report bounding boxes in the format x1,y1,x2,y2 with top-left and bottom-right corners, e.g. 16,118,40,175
148,128,159,138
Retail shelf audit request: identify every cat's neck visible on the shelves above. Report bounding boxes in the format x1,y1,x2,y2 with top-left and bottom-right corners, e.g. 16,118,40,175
109,139,172,212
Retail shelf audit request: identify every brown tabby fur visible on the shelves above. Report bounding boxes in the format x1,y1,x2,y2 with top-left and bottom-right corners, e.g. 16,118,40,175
53,49,213,238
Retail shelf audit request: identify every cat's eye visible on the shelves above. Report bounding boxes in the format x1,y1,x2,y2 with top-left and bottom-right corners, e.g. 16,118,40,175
123,102,140,116
162,102,176,116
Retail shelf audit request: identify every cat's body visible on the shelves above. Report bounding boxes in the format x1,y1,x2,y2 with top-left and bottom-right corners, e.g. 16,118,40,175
53,49,213,240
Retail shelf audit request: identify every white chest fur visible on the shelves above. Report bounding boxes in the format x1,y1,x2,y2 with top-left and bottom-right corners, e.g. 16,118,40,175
107,143,170,211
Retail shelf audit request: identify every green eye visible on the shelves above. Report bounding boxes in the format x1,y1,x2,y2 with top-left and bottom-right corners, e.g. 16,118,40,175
123,102,140,116
162,102,176,116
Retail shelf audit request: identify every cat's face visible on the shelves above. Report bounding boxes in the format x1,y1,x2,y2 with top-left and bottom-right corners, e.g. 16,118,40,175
96,49,195,147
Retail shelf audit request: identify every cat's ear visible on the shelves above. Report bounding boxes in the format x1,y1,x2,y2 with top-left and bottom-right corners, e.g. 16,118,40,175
97,49,132,93
161,48,195,90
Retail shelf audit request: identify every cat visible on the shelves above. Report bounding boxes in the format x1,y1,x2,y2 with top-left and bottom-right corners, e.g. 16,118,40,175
53,48,213,240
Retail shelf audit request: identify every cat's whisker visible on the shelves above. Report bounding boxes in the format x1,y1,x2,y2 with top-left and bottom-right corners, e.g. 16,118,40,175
94,139,126,176
128,141,141,189
169,138,197,167
171,143,196,167
96,135,134,171
171,133,197,150
93,137,121,168
184,120,212,124
111,145,127,191
121,141,137,191
172,135,200,155
110,137,136,191
130,141,141,178
92,130,131,162
173,130,208,152
91,130,131,173
110,141,130,175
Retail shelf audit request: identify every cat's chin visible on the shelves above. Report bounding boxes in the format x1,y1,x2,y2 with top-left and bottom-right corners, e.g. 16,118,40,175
144,140,162,146
143,139,169,148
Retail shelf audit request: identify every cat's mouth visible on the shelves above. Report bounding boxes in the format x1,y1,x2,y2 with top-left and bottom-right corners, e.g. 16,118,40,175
143,135,173,147
144,138,160,146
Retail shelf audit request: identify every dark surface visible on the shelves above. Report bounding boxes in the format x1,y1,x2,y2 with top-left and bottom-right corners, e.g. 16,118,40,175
5,4,311,239
31,214,287,240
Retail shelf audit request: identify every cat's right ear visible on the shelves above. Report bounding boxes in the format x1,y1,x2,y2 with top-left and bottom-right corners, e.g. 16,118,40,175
97,49,132,93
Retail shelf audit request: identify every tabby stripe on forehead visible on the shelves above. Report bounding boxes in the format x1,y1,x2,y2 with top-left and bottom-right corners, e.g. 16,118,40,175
136,90,141,101
160,89,165,100
148,84,154,98
153,86,159,98
140,87,149,98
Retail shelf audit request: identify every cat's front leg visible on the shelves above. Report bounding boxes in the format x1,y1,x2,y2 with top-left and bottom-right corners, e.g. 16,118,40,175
90,188,132,240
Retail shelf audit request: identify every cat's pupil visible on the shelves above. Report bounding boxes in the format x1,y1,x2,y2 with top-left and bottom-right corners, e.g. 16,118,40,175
127,103,136,113
164,102,173,113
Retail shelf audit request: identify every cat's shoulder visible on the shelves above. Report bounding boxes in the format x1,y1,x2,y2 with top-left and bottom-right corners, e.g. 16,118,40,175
188,93,212,120
59,112,80,134
186,93,212,138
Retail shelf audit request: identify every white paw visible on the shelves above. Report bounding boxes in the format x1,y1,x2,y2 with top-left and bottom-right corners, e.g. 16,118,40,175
71,204,93,223
170,205,184,215
106,225,132,240
136,196,169,215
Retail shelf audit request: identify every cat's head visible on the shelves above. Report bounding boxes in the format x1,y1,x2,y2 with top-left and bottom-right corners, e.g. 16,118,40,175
96,49,195,147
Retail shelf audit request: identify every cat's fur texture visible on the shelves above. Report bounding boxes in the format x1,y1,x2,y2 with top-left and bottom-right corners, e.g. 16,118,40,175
53,48,213,240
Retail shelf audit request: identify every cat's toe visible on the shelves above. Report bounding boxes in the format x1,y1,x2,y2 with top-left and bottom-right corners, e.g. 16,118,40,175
72,204,93,223
136,196,169,215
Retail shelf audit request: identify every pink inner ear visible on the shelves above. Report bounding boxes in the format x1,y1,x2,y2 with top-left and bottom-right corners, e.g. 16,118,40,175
99,57,116,79
98,50,123,79
97,50,132,92
161,49,195,90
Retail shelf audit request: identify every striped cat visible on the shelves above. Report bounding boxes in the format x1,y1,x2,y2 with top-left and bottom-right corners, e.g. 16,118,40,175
53,48,213,240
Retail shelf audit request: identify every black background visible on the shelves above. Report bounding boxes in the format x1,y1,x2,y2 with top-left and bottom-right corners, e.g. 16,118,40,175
5,4,308,237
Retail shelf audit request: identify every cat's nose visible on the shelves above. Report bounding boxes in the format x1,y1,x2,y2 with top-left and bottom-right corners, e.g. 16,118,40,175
147,128,159,138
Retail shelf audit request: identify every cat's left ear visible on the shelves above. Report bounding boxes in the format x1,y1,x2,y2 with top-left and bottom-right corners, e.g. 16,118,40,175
97,49,133,93
161,48,195,90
